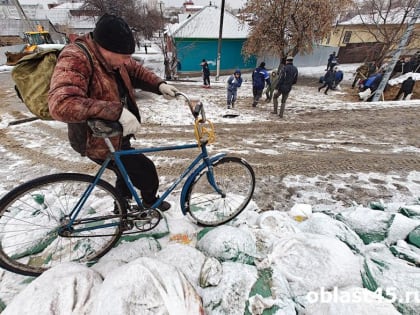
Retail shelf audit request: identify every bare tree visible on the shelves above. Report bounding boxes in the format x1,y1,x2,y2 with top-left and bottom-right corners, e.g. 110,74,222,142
352,0,419,64
82,0,162,40
240,0,353,60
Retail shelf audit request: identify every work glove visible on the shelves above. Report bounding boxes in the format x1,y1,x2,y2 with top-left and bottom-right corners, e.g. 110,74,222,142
159,83,179,99
118,108,140,136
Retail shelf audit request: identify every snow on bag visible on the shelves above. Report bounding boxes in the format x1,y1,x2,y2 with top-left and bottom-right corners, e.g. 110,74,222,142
91,257,204,315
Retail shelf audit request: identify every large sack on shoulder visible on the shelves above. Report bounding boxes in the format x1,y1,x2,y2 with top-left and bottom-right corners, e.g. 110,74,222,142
11,49,60,120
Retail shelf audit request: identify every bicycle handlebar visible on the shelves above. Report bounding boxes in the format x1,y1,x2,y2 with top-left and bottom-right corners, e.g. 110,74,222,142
88,93,208,139
175,92,206,122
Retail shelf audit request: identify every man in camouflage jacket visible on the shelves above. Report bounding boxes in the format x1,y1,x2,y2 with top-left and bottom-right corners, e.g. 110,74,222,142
49,14,178,210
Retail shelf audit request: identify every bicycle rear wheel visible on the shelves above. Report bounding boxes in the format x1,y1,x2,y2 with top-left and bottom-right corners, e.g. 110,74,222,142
186,156,255,226
0,173,126,276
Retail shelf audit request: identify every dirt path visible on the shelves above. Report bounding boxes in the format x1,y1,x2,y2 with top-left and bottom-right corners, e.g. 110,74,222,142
1,72,419,211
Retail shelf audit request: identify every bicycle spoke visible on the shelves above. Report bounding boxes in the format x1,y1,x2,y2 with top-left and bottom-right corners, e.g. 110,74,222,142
187,157,255,226
0,173,124,276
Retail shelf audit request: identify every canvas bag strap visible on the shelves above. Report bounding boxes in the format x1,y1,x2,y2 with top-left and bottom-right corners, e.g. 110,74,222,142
74,42,94,89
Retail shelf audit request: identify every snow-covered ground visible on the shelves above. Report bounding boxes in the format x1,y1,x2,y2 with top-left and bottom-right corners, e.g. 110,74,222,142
0,44,419,314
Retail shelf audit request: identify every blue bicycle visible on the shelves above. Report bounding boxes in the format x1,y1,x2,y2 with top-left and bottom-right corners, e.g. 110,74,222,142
0,93,255,276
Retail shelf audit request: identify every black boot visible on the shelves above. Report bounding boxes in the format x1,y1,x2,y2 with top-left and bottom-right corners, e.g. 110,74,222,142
279,103,286,118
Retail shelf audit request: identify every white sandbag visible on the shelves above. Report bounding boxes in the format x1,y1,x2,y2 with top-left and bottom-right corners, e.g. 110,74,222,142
299,212,365,253
200,261,258,315
155,243,207,290
91,257,204,315
199,256,223,288
3,263,102,315
257,210,300,236
399,204,420,219
100,236,161,263
358,88,371,101
248,268,296,315
300,286,401,315
362,245,420,314
266,233,362,296
289,203,312,222
197,225,257,264
390,240,420,265
336,206,395,244
385,213,420,245
251,211,300,258
248,293,296,315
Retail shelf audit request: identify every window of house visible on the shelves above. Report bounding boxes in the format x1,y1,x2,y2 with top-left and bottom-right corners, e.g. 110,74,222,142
342,31,352,44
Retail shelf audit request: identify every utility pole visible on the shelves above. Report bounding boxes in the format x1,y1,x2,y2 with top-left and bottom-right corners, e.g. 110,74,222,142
371,2,420,101
215,0,225,81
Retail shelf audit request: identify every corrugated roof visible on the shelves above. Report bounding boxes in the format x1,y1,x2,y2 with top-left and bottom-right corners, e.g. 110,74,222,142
170,5,249,39
341,8,419,25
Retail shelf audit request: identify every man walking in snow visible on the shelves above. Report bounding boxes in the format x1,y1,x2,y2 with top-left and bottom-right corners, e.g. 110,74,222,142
201,59,211,87
272,56,298,118
394,76,415,100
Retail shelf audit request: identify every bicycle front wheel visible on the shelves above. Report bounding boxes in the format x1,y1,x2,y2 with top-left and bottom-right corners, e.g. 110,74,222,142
0,173,126,277
186,156,255,226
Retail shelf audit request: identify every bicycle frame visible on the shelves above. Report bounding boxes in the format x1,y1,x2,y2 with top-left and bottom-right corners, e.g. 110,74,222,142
66,141,225,233
66,133,225,234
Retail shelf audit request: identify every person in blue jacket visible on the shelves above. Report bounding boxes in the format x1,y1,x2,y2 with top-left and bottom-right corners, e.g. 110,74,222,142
333,66,344,90
226,69,243,109
252,62,270,107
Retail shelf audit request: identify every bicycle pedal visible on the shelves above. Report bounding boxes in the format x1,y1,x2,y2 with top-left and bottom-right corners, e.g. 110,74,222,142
128,204,144,212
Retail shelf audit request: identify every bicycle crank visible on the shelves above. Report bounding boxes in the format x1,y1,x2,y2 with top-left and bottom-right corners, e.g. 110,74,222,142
129,209,162,232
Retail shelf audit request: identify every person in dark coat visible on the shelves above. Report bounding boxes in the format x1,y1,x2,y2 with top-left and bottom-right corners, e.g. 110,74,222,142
200,59,211,87
252,62,270,107
272,56,298,118
327,51,338,70
318,68,335,95
394,77,415,100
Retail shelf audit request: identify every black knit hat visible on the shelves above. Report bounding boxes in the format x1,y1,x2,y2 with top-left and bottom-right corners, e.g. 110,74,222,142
93,14,135,54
